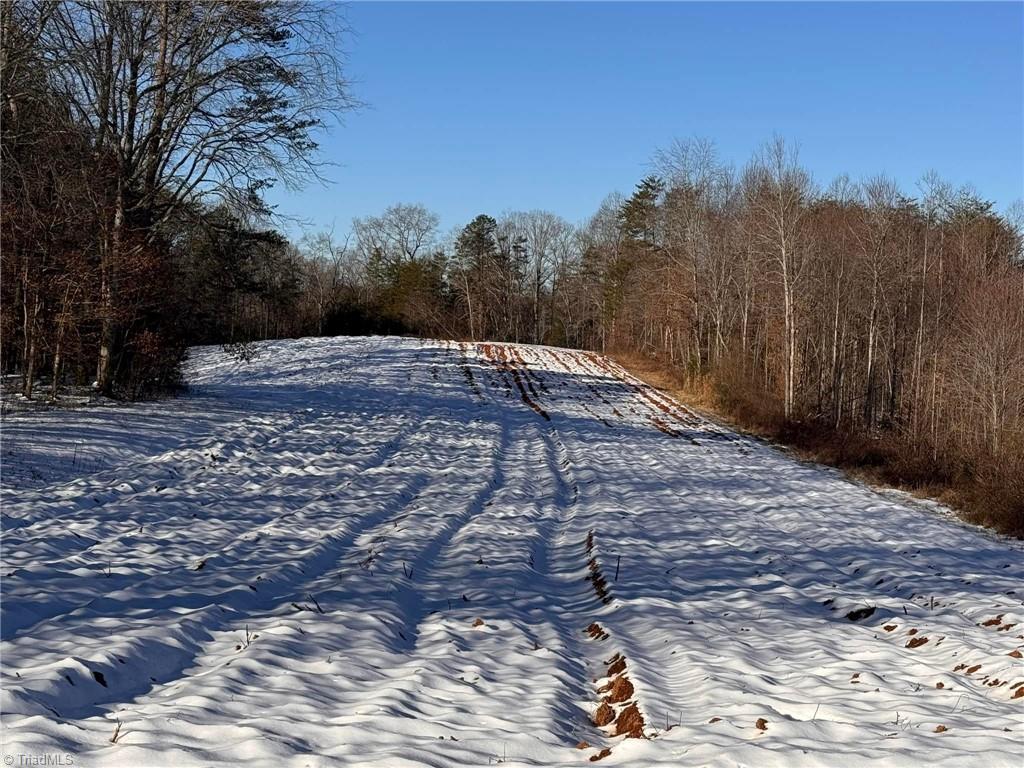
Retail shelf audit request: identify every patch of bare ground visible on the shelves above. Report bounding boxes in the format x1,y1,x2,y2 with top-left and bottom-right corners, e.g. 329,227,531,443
584,530,612,605
584,642,647,740
606,654,626,677
614,703,645,738
602,675,634,704
592,702,614,727
579,530,648,756
477,343,550,420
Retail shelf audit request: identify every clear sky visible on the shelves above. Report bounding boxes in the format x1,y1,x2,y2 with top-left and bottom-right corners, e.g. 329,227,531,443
266,1,1024,237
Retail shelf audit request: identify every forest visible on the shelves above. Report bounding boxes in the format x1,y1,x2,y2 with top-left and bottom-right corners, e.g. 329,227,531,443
2,3,1022,534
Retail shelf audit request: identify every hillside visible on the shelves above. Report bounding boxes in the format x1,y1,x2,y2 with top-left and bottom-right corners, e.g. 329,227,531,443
2,337,1021,767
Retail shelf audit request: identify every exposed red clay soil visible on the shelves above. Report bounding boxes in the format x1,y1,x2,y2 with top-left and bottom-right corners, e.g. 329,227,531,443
883,624,897,632
755,718,768,731
1012,686,1024,700
603,676,635,704
593,702,615,727
614,703,645,738
477,343,550,420
575,741,590,749
1008,649,1022,658
607,654,626,677
981,615,1005,627
966,664,982,675
589,748,612,762
907,636,930,648
583,350,704,435
650,415,680,437
935,725,949,733
580,525,647,748
509,348,548,400
472,618,484,627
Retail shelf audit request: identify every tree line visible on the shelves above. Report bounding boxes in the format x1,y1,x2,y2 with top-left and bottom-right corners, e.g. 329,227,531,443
2,0,353,398
240,140,1022,533
2,4,1021,531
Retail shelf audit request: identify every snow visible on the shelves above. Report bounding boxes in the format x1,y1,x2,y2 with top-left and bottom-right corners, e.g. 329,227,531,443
1,336,1021,767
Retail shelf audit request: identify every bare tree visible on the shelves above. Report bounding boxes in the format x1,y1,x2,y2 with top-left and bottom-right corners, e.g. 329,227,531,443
497,211,575,343
743,137,814,418
301,230,350,336
354,203,441,274
37,0,356,390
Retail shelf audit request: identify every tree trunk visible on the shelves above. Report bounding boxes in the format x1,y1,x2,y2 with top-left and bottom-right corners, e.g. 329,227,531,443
96,186,124,392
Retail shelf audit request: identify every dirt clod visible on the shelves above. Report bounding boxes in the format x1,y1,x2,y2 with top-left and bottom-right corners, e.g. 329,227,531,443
607,656,627,677
472,618,484,627
755,718,768,731
934,725,948,733
593,702,615,727
604,676,634,704
846,606,876,621
614,702,645,738
589,748,612,762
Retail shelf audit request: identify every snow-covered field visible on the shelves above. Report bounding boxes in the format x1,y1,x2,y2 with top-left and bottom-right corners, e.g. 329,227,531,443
2,336,1021,767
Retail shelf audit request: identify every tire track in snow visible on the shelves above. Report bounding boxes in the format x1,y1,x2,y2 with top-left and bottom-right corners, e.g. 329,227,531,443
548,347,1024,745
488,344,656,754
291,352,609,760
518,347,659,757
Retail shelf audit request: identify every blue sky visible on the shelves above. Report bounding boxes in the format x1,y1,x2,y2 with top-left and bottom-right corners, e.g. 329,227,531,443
266,1,1024,237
